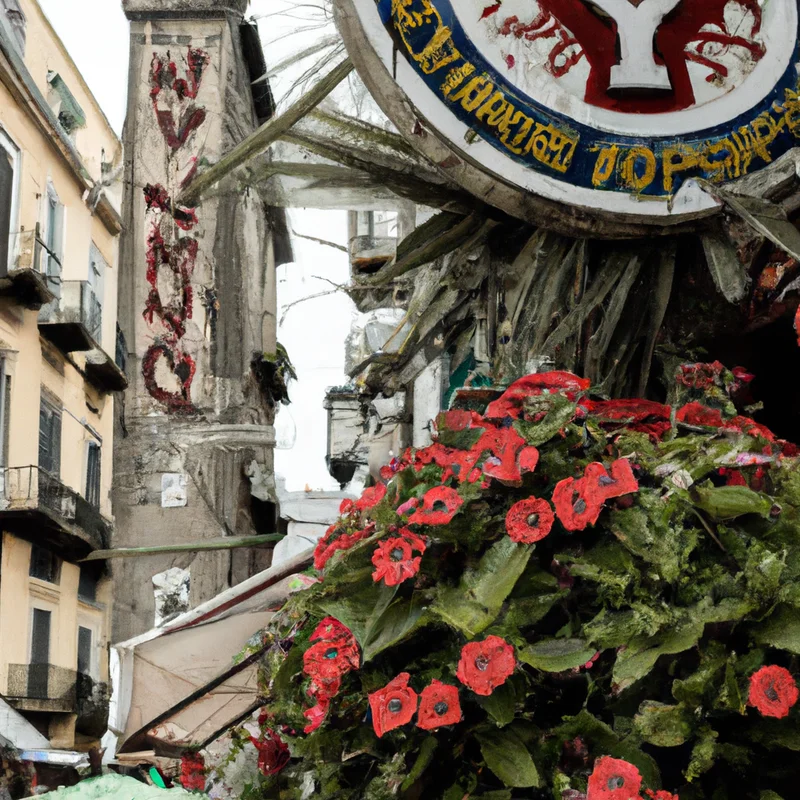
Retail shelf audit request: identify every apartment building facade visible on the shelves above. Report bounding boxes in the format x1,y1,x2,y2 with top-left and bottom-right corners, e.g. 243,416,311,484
0,0,123,750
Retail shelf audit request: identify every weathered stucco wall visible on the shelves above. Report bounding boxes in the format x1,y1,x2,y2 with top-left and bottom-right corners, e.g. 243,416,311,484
113,1,280,641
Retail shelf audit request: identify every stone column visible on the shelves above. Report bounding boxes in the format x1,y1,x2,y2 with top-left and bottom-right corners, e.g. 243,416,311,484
113,0,280,641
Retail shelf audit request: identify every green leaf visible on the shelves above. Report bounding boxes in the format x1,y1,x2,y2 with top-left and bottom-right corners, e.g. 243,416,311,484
760,792,785,800
685,726,718,782
633,701,693,747
362,592,429,662
613,621,705,690
750,720,800,751
672,644,726,707
519,638,597,672
317,579,397,645
477,680,517,727
689,484,775,521
430,539,533,638
400,737,438,792
753,605,800,654
513,393,578,446
476,729,540,788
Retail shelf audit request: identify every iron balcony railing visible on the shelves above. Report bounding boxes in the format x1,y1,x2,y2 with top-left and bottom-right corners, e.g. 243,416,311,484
0,466,110,551
7,225,61,280
6,664,77,711
38,280,102,343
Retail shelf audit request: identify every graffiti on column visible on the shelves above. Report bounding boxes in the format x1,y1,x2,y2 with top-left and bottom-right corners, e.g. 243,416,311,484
141,47,209,412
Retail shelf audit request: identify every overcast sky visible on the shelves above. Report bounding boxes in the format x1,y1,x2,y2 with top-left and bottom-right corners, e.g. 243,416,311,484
38,0,354,492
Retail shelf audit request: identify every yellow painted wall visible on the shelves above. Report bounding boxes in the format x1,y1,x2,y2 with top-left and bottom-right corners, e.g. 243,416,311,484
0,533,111,695
0,0,121,736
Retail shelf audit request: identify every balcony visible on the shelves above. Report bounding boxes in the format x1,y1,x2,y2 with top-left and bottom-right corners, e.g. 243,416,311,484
4,665,108,726
349,234,397,275
0,228,55,309
38,280,102,353
0,466,111,559
6,664,77,713
84,326,127,394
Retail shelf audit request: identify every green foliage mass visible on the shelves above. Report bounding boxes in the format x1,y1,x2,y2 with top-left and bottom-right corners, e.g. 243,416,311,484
240,377,799,800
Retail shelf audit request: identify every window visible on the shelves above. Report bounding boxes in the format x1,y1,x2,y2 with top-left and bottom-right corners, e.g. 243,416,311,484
85,441,101,508
29,607,51,699
87,243,105,342
29,545,60,583
46,73,86,139
78,564,99,602
77,626,92,676
0,358,9,470
0,129,20,277
38,393,61,478
44,183,63,298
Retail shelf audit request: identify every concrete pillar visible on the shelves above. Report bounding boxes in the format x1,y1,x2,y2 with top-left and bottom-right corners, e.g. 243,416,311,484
113,0,280,641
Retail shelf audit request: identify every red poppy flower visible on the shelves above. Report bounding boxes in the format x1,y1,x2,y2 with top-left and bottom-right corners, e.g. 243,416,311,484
472,425,527,485
396,497,419,516
748,665,799,718
303,691,331,734
587,756,642,800
677,361,725,389
584,459,639,501
408,486,463,526
719,468,748,487
369,673,418,737
676,402,723,428
435,409,486,432
724,416,778,444
180,753,205,791
588,399,672,440
309,617,354,644
485,372,590,419
339,498,355,515
646,791,680,800
416,680,462,730
552,477,603,532
506,497,555,543
249,729,290,776
372,530,427,586
356,483,387,511
519,446,540,474
456,636,515,696
303,638,360,684
313,522,374,571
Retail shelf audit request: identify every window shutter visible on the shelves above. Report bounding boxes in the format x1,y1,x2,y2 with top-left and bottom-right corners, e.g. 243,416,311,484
86,442,101,507
39,402,51,472
3,375,10,468
51,408,61,479
0,149,13,277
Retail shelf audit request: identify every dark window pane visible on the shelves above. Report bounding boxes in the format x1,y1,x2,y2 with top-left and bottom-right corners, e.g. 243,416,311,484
78,565,98,602
0,148,13,277
30,608,51,664
29,544,60,583
77,626,92,675
86,442,101,507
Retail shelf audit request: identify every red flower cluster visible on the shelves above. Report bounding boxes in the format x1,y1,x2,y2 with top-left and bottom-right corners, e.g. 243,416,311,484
456,636,515,696
249,728,290,776
553,459,638,532
485,372,591,419
303,617,360,733
586,756,642,799
179,752,205,791
646,791,680,800
356,483,387,511
587,399,672,440
313,522,375,571
408,486,464,526
369,673,418,737
417,680,462,730
372,529,427,586
473,425,536,486
369,675,462,736
676,402,723,428
748,665,799,718
506,497,554,543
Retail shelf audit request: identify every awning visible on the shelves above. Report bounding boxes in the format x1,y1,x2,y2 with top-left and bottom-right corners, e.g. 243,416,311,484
104,548,314,760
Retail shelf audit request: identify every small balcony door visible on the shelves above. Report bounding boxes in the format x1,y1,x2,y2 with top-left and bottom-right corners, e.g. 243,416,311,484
0,129,20,278
44,184,63,298
29,608,52,699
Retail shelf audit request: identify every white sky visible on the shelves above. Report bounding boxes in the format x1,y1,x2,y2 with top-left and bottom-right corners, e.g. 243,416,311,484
38,0,354,491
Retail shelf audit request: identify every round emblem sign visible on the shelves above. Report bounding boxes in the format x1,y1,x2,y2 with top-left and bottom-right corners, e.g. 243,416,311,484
337,0,800,232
